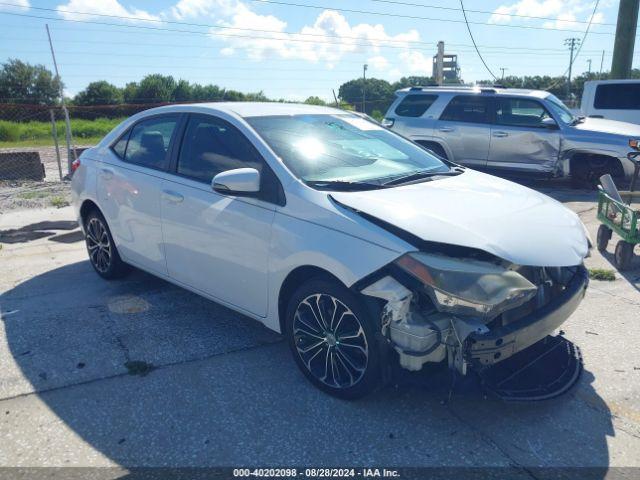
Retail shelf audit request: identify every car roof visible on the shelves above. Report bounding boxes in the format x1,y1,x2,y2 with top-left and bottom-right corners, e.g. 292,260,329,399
395,86,551,99
137,101,346,118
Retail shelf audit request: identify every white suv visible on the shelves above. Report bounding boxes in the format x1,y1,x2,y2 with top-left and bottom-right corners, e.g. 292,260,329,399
383,86,640,185
72,102,590,398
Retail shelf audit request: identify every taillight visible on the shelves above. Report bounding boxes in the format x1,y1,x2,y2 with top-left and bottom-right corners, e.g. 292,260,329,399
71,158,81,173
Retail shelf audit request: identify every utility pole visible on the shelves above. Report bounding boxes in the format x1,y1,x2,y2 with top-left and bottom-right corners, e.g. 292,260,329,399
600,50,605,78
587,59,592,75
362,64,368,113
499,67,508,80
46,24,76,175
564,37,580,101
435,41,444,86
611,0,639,78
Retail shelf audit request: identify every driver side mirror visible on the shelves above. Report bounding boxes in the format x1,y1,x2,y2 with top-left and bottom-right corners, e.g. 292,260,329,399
212,168,261,195
541,117,558,129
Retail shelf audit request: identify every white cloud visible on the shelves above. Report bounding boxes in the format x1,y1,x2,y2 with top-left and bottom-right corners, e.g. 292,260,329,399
56,0,160,22
168,0,238,20
489,0,607,29
398,50,433,75
208,5,431,75
368,55,389,70
0,0,29,11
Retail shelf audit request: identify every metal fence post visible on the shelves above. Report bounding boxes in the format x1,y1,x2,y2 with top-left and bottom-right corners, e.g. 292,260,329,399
49,109,63,181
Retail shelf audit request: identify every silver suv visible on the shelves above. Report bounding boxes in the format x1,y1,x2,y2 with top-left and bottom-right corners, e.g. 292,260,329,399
383,86,640,184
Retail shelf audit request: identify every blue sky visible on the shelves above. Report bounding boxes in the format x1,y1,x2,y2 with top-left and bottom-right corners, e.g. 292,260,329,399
0,0,635,101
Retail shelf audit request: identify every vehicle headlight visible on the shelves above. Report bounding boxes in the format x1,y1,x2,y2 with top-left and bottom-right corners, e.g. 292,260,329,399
395,252,537,319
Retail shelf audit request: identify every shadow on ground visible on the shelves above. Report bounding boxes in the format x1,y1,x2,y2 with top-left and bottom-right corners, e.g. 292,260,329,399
0,220,78,244
0,261,614,474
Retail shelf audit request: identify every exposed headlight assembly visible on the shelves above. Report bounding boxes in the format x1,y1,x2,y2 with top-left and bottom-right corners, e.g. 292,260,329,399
395,252,537,319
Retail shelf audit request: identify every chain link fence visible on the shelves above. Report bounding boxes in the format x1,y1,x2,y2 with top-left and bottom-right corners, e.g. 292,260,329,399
0,103,164,212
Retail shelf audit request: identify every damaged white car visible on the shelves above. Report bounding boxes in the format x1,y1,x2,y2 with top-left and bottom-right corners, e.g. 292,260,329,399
72,103,590,399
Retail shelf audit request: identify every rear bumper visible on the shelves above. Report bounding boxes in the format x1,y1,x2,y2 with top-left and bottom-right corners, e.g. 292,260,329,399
467,266,589,367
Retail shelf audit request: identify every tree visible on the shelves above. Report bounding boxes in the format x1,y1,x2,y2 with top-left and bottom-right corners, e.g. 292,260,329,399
191,83,224,102
304,96,327,105
134,74,177,103
392,76,434,90
172,79,192,103
74,80,123,105
122,82,138,103
0,59,62,105
338,78,394,114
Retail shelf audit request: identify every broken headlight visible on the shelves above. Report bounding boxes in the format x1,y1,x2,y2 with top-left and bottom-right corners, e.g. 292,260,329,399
395,252,537,319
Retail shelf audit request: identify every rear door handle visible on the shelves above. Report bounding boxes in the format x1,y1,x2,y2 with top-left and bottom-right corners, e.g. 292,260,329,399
438,127,454,132
493,131,509,137
100,168,114,180
162,190,184,204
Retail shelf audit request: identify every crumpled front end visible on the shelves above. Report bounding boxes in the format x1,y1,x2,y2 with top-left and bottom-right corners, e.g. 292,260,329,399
360,249,588,375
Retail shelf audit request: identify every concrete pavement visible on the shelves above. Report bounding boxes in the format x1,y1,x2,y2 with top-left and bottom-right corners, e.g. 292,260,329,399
0,188,639,476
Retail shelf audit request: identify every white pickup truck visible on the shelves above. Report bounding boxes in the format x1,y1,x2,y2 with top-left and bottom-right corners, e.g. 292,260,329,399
581,80,640,124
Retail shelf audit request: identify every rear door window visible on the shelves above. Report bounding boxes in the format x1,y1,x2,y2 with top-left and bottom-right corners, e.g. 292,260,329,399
123,115,180,171
440,95,492,124
394,94,438,117
594,83,640,110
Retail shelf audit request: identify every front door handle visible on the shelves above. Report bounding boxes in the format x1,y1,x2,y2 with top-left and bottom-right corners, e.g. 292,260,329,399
100,168,114,180
493,131,509,138
438,126,454,132
162,190,184,204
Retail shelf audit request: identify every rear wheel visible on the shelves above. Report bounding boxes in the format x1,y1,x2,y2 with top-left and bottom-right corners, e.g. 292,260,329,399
285,278,383,399
596,225,612,252
614,240,634,271
84,210,128,279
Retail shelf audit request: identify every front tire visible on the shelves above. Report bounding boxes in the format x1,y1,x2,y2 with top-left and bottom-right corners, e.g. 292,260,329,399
596,225,611,252
84,210,128,279
285,278,383,399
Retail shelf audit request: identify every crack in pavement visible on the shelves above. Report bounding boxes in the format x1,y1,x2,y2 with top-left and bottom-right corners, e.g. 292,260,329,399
0,339,284,404
445,405,540,479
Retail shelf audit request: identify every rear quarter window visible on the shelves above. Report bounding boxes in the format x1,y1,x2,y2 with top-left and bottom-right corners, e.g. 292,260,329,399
394,94,438,117
594,83,640,110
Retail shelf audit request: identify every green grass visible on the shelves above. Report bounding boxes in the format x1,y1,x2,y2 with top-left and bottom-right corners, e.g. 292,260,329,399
0,117,124,148
588,268,616,281
50,196,69,208
18,190,50,200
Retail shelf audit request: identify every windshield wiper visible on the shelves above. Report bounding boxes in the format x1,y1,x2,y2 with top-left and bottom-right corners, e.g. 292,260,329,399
305,179,383,191
382,168,462,186
570,116,586,126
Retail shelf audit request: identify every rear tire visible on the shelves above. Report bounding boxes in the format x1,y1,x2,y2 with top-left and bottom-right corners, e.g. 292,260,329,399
285,278,384,399
614,240,634,271
84,210,128,279
596,225,611,252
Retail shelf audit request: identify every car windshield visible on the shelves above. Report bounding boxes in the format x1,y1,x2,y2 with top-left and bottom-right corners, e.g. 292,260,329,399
245,113,450,188
546,95,578,124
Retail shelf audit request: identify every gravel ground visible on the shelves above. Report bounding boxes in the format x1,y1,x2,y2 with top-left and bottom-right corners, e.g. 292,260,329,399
0,145,89,213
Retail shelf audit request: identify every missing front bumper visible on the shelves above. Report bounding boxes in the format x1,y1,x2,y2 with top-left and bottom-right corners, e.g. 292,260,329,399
467,266,589,368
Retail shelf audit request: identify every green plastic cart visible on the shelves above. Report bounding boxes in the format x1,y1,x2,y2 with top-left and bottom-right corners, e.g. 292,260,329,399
596,150,640,271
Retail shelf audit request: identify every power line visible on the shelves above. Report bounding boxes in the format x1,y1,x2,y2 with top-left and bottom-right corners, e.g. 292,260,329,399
545,0,602,92
0,1,624,37
0,21,615,54
365,0,617,26
460,0,497,80
0,35,611,57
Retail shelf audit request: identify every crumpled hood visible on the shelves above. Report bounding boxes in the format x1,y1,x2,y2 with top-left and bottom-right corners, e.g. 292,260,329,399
574,117,640,137
331,169,589,267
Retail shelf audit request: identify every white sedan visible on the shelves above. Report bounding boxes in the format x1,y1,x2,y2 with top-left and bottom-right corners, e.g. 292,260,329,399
71,102,590,398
